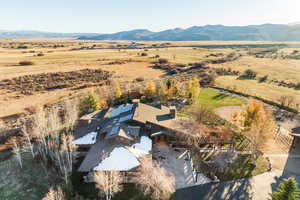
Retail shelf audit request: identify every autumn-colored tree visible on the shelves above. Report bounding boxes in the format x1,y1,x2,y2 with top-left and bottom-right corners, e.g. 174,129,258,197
145,80,156,97
114,81,122,99
187,77,201,100
135,158,175,200
157,81,168,101
94,171,124,200
232,100,276,155
167,79,180,98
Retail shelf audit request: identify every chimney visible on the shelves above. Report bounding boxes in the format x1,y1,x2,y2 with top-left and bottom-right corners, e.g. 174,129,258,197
169,106,176,119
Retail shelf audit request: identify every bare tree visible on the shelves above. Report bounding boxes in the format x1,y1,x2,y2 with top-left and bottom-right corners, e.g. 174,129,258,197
27,107,78,184
63,98,80,127
173,119,209,149
135,158,175,200
0,119,5,131
94,171,124,200
22,125,35,158
42,186,65,200
10,137,23,168
188,104,218,125
60,132,78,184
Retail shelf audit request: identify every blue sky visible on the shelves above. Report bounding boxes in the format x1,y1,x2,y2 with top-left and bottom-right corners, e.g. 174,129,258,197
2,0,300,33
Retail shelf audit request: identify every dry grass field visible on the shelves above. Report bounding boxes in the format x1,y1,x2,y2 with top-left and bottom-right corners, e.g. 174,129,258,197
207,55,300,83
1,39,300,116
215,76,300,109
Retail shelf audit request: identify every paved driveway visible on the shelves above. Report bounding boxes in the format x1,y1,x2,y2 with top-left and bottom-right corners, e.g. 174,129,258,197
176,170,299,200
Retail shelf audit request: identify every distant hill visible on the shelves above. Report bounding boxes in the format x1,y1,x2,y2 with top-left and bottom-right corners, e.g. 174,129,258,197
79,24,300,41
0,30,99,39
2,23,300,41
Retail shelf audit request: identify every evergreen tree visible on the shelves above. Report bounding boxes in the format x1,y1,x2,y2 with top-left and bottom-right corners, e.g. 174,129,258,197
271,177,300,200
86,94,99,112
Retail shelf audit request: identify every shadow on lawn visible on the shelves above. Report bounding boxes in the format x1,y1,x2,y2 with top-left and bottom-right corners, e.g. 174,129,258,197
212,93,229,101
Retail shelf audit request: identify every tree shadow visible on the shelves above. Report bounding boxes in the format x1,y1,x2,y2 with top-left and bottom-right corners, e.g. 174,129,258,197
212,93,229,100
175,178,253,200
269,128,300,195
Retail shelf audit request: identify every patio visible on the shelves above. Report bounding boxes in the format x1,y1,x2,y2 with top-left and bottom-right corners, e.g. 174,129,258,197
153,142,211,189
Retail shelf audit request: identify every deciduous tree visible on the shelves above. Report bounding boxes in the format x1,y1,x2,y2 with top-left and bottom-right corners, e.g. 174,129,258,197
42,186,65,200
94,171,124,200
232,100,276,155
187,77,201,100
10,137,23,168
157,81,167,101
114,81,122,99
135,158,175,200
145,80,156,97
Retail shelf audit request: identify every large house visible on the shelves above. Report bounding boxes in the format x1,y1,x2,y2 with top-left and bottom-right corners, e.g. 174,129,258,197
73,99,181,177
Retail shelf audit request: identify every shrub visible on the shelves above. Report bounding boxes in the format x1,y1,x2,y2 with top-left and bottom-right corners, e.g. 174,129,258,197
17,45,28,49
135,77,145,82
238,69,257,80
158,58,168,64
24,106,38,115
295,83,300,90
140,52,148,56
258,75,268,83
154,55,160,58
19,61,34,66
37,53,44,56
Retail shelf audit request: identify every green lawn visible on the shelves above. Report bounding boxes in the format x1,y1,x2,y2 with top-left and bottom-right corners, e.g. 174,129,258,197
195,89,245,109
177,89,245,120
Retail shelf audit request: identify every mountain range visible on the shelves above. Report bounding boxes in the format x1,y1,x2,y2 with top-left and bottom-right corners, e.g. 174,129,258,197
2,24,300,41
0,30,99,39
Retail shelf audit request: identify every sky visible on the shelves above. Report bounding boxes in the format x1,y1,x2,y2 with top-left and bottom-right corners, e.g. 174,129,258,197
1,0,300,33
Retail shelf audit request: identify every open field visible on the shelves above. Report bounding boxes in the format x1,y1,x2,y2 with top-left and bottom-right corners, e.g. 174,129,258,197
0,39,300,117
215,76,300,110
207,56,300,83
